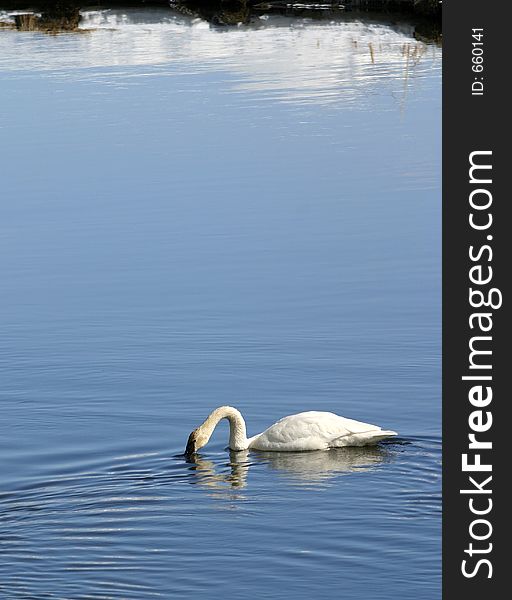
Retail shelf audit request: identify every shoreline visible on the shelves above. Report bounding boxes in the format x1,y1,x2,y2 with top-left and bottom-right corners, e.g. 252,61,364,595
0,0,441,38
0,0,442,19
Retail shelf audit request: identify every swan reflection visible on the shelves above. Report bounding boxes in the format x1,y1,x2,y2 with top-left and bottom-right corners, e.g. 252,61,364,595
185,452,251,502
253,446,390,483
187,445,392,493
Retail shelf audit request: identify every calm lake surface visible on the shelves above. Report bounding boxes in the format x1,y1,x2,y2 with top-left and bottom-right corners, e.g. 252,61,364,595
0,8,441,599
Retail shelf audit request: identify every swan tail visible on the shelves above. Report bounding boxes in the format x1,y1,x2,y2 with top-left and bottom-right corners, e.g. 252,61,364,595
371,429,398,442
332,429,397,448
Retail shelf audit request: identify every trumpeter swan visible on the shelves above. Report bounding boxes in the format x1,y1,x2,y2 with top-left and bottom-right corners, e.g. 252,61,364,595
185,406,397,455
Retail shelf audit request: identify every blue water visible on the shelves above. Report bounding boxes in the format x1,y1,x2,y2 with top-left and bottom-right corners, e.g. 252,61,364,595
0,9,441,599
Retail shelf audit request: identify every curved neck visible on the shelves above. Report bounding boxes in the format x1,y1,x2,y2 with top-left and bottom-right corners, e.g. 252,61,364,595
199,406,248,451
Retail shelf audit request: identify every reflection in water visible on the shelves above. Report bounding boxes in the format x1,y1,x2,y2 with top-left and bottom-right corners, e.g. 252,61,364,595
0,1,441,34
254,445,391,483
173,0,252,26
0,6,440,109
187,451,251,503
0,2,440,594
2,1,81,31
188,445,391,494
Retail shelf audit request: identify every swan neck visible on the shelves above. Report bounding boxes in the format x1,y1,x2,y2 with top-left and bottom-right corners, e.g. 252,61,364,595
200,406,248,451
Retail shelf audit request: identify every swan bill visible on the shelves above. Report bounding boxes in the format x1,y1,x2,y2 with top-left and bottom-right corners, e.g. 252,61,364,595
185,431,198,456
185,427,211,456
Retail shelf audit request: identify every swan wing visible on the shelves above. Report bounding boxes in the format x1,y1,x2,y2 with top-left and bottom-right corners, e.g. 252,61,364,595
248,411,394,451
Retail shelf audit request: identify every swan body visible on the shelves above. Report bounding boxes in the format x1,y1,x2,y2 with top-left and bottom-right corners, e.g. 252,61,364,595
185,406,397,455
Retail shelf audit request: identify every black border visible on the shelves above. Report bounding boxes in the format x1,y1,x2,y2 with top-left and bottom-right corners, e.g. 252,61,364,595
443,1,510,596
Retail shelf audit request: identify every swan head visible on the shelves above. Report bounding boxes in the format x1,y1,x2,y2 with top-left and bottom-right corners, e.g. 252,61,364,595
185,428,209,456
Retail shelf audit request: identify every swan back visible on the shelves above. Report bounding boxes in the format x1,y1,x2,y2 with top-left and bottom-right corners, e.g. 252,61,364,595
248,411,396,451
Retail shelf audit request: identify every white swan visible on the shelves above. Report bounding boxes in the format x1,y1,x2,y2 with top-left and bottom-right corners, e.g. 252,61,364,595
185,406,397,455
